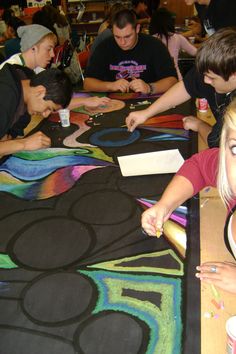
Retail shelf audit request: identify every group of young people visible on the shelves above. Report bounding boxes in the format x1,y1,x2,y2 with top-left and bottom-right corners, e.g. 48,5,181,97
1,4,236,294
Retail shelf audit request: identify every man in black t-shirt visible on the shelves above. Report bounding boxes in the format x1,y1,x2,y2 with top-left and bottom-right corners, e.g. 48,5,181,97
84,9,177,95
126,28,236,148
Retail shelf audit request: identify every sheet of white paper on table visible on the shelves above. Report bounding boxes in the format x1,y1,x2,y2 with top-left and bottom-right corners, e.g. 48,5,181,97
117,149,184,176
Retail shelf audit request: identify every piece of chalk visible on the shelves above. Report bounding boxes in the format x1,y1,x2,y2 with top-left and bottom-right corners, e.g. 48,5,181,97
156,229,162,238
211,284,220,300
211,299,221,310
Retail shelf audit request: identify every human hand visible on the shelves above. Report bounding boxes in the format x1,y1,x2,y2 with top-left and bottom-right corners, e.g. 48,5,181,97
125,110,149,132
111,79,130,93
182,116,201,132
129,78,150,94
196,261,236,294
84,96,111,108
22,131,51,151
141,202,172,237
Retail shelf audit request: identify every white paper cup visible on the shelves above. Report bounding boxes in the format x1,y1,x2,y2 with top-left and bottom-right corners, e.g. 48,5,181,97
59,109,70,127
226,316,236,353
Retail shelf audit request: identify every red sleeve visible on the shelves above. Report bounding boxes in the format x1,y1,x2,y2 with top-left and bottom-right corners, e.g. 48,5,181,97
176,148,219,195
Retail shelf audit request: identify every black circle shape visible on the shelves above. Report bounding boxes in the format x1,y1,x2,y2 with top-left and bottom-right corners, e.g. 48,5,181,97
0,327,75,354
74,312,146,354
117,172,173,198
71,190,136,225
22,272,95,326
8,217,93,271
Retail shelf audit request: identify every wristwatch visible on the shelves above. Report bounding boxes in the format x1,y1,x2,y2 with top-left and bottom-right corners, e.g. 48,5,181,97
148,83,154,95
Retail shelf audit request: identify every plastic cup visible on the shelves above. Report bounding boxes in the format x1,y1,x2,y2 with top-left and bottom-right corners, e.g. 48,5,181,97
226,316,236,354
59,109,70,127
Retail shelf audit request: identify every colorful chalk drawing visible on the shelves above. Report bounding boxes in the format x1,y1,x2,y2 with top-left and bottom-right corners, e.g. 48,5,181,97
0,148,114,200
0,105,199,353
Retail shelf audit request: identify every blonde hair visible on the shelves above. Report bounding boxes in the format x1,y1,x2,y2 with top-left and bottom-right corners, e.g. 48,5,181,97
217,99,236,206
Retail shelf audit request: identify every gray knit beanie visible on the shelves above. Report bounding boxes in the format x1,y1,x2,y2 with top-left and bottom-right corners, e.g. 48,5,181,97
17,24,53,52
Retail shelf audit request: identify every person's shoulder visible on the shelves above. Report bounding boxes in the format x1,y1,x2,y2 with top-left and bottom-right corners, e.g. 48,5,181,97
139,33,167,48
93,35,114,53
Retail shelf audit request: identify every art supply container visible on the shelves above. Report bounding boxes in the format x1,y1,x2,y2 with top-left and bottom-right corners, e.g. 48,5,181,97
198,98,208,112
226,316,236,353
59,109,70,127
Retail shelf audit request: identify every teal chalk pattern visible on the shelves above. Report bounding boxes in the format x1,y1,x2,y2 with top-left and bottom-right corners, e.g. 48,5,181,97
80,270,182,354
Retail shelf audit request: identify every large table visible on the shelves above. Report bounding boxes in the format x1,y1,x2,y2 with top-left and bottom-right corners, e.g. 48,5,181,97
0,94,200,354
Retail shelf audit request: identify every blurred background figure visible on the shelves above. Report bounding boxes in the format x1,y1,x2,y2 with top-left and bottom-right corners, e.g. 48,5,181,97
91,2,126,56
132,0,150,25
4,16,25,58
149,8,197,80
32,4,71,45
184,0,236,36
0,8,15,44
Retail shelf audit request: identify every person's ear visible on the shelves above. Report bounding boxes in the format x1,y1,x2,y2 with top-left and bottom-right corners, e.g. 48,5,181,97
136,23,141,34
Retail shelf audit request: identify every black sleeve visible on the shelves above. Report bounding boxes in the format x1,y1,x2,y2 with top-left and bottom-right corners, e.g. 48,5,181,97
85,41,109,80
0,84,18,138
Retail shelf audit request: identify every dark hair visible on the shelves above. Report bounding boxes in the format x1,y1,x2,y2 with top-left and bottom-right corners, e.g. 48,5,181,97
149,8,175,44
30,69,73,108
107,3,127,26
111,9,137,29
196,27,236,81
132,0,147,7
2,8,14,24
7,17,25,37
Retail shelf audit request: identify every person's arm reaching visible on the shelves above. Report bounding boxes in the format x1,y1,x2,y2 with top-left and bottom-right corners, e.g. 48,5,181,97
0,131,51,157
126,80,191,131
141,175,194,236
183,116,212,145
68,95,111,110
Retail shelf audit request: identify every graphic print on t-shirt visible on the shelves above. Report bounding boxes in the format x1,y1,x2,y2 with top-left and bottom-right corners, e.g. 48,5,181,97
110,60,147,80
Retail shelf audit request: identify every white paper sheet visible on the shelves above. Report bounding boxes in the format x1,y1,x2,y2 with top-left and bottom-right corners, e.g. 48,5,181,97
118,149,184,177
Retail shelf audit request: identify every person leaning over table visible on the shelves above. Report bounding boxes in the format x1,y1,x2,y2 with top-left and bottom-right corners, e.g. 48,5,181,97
0,64,72,158
83,8,178,94
142,99,236,294
126,27,236,148
0,24,111,111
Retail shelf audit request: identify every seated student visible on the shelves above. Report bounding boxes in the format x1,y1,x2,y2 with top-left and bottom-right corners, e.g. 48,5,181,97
141,99,236,294
126,28,236,148
84,9,178,94
132,0,150,25
91,3,126,56
4,17,25,59
0,8,15,44
0,65,72,157
0,24,110,111
149,8,197,80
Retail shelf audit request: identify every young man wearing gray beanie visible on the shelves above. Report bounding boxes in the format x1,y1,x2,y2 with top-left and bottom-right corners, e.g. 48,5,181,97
0,24,57,73
0,23,111,110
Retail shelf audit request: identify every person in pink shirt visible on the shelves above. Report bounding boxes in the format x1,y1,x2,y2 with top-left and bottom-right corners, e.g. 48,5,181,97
149,8,197,80
141,99,236,294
